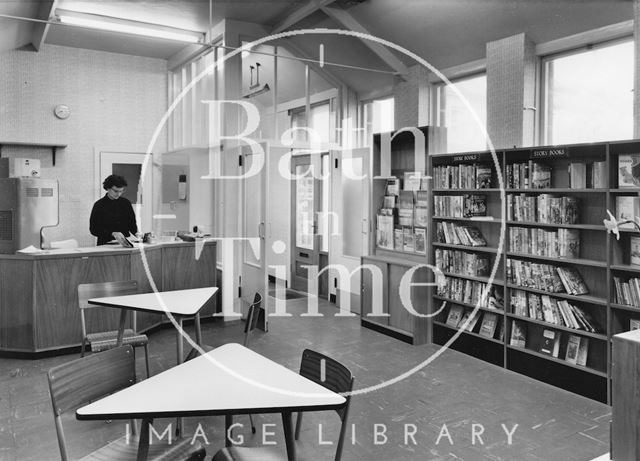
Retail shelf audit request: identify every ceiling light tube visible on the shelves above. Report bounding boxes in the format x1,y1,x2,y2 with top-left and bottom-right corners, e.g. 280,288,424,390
56,9,203,43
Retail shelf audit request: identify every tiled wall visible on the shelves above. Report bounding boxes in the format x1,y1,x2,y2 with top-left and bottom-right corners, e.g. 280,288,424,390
0,44,168,247
486,33,537,149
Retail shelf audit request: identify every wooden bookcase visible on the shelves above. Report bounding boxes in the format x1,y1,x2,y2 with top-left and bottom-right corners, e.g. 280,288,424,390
361,136,640,403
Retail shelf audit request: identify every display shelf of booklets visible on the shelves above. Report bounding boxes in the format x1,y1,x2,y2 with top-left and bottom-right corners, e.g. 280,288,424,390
361,126,435,345
431,142,611,403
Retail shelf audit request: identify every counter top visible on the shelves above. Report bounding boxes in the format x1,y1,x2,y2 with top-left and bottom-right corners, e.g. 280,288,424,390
0,239,216,260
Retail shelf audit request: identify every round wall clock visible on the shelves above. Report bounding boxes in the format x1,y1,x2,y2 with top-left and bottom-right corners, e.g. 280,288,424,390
53,104,70,119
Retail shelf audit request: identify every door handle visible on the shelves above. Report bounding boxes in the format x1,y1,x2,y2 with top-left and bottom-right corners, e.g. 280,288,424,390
258,222,265,239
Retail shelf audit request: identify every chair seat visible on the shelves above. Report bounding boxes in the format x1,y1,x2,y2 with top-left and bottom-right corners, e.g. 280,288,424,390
79,434,206,461
212,446,283,461
86,329,149,352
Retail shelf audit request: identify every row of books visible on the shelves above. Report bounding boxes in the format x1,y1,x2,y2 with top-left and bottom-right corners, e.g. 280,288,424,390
510,289,599,333
506,162,551,189
433,195,487,218
445,306,503,339
509,226,580,258
376,216,427,254
434,249,490,277
613,276,640,307
385,174,430,196
506,194,579,224
435,221,487,247
506,259,589,295
432,164,492,189
509,321,589,366
437,276,504,309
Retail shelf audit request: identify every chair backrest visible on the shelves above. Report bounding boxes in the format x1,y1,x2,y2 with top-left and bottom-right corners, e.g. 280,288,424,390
47,346,136,461
299,349,354,461
77,280,139,336
243,292,263,347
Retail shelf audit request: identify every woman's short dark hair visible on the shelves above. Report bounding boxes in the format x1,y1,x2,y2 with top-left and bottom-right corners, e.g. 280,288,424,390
103,174,128,190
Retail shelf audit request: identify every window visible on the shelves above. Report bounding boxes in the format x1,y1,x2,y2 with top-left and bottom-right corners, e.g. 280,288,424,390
433,74,487,153
290,101,334,145
542,38,633,145
361,97,394,146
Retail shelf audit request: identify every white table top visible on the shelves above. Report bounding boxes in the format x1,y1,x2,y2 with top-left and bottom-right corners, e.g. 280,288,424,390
77,343,346,420
88,287,218,316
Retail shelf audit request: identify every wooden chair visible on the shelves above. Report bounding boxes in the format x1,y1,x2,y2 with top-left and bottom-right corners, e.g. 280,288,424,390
47,345,206,461
78,281,150,378
211,349,354,461
185,292,264,433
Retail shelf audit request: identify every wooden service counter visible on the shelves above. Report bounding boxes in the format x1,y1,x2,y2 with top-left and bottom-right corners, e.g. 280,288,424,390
0,240,217,356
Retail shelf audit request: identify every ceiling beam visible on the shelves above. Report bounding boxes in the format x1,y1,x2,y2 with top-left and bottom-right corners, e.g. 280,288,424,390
320,6,408,78
271,0,337,34
31,0,58,51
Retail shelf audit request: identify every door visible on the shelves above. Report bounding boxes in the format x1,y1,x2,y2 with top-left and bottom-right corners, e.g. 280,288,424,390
330,147,370,314
99,152,153,233
241,144,268,318
290,154,323,293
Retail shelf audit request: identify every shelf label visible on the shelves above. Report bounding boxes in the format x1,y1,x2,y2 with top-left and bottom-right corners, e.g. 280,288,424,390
530,148,570,159
452,154,480,163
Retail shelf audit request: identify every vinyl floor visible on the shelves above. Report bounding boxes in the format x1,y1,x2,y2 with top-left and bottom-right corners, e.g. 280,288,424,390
0,296,611,460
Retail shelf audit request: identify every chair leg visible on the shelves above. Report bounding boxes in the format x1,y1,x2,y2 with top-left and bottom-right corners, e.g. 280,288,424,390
80,338,86,357
294,412,303,440
249,414,256,434
143,344,150,378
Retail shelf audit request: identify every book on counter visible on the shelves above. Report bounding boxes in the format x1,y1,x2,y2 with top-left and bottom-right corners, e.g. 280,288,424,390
479,312,498,338
446,305,464,327
509,320,527,347
618,153,640,188
539,329,561,357
414,227,426,255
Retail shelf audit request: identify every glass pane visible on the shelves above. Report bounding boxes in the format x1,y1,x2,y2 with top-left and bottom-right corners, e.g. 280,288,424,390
295,164,314,250
545,40,633,144
372,98,394,134
342,156,363,257
438,74,487,153
112,163,141,204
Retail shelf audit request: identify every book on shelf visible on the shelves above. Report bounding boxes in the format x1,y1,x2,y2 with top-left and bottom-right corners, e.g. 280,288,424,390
510,320,527,347
398,190,414,208
379,207,394,216
416,190,429,207
615,196,640,228
479,312,498,338
386,178,400,196
531,163,551,189
382,195,396,208
458,310,481,331
569,162,587,189
556,266,589,296
398,208,414,226
414,228,426,255
475,165,492,189
539,329,561,357
576,336,589,366
591,161,606,188
403,171,422,191
618,154,640,188
565,334,582,364
630,319,640,330
446,305,464,327
394,227,403,251
414,207,429,227
420,176,430,190
497,321,505,341
464,195,487,217
403,227,415,252
632,236,640,266
376,215,394,250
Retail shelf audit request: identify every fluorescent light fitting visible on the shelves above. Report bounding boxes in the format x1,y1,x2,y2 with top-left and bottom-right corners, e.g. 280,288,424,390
56,10,203,43
243,83,270,99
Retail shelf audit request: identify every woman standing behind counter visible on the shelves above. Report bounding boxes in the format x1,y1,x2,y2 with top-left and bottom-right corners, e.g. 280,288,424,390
90,174,138,245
